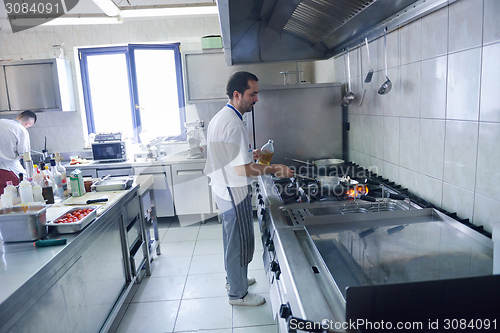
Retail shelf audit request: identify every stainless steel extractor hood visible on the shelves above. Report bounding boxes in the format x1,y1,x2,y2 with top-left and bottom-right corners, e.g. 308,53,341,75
217,0,454,65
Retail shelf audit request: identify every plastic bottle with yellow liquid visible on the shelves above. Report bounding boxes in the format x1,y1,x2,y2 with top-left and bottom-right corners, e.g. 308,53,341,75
258,139,274,165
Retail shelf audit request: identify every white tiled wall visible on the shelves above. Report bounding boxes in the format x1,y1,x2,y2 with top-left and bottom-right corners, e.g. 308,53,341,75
313,0,500,233
0,16,222,153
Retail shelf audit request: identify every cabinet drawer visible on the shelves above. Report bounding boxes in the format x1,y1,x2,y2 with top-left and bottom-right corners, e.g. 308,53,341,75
126,216,141,251
97,168,133,178
124,195,141,225
130,240,146,277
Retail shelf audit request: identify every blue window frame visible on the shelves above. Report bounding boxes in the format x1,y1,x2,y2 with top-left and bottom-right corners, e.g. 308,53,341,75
78,43,186,142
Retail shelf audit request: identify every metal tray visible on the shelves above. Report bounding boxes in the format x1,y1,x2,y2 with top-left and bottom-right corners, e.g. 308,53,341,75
46,206,98,234
0,205,48,242
91,176,134,192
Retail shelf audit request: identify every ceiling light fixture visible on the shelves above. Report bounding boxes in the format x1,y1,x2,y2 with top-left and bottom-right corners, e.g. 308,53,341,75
40,15,124,26
92,0,122,17
120,5,218,18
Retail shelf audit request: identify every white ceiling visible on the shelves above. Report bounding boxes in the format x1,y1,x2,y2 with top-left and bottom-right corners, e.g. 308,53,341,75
0,0,216,31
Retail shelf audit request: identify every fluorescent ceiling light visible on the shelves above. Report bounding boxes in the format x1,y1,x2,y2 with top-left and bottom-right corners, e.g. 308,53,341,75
120,6,218,18
92,0,121,17
41,16,123,26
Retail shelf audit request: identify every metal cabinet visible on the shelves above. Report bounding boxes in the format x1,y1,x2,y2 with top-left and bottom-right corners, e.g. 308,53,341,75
133,165,174,217
0,58,75,112
138,183,161,277
6,215,125,333
183,51,301,103
121,193,147,283
171,162,211,215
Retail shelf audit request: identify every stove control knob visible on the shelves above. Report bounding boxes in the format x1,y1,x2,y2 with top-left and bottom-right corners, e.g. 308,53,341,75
260,208,266,217
255,183,260,188
259,198,265,206
270,260,281,279
257,194,263,200
279,303,292,319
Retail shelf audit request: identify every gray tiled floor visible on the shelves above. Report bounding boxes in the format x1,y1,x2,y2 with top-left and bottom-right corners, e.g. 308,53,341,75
111,216,278,333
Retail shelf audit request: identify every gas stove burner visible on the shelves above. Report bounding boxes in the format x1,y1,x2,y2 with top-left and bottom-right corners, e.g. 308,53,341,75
274,177,321,204
273,174,385,204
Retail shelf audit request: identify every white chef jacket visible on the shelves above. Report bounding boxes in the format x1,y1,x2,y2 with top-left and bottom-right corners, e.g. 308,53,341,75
204,104,254,201
0,119,29,177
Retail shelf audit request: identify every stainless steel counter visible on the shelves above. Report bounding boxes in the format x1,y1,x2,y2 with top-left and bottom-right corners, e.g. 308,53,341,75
256,174,499,332
0,179,147,333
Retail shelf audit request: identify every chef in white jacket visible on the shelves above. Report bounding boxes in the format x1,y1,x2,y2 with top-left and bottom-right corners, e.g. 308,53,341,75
0,110,36,195
204,71,293,306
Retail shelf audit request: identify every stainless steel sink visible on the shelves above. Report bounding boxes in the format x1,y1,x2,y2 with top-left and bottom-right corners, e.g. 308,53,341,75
341,207,370,214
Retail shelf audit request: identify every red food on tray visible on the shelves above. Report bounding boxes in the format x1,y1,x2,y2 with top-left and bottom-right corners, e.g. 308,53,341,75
53,208,94,224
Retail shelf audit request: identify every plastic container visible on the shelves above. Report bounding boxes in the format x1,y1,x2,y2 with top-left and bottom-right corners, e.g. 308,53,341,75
4,181,18,199
33,184,44,203
19,174,34,204
1,193,13,208
258,139,274,165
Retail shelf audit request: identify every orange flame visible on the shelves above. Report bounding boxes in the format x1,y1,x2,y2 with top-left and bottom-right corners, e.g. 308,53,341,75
347,184,369,198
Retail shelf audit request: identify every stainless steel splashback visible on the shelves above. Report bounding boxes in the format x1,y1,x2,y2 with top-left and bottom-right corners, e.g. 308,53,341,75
247,83,343,165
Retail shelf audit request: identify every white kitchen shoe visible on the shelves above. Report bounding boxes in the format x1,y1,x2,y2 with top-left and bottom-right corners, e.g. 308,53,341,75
229,292,266,306
225,277,256,290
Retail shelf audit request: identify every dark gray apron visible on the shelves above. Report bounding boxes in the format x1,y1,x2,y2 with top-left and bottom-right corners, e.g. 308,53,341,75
227,185,254,266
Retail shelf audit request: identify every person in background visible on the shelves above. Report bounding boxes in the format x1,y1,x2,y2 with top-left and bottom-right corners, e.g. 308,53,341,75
204,71,294,306
0,110,37,195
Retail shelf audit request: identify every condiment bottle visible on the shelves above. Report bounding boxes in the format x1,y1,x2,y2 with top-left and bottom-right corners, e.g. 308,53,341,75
19,173,34,204
32,164,43,185
49,159,60,198
54,153,69,198
39,162,54,204
258,139,274,165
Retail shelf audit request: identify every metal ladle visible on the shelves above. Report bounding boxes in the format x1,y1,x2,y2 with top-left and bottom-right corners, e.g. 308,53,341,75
341,49,355,106
378,28,392,95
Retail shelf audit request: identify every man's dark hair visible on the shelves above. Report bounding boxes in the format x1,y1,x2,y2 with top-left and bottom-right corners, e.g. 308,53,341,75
18,110,37,123
226,71,258,99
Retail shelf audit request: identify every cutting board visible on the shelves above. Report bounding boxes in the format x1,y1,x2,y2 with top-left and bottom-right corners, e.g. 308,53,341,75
61,191,128,216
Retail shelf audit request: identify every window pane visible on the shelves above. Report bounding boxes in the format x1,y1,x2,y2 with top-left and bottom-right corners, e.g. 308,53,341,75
87,54,134,137
134,49,181,139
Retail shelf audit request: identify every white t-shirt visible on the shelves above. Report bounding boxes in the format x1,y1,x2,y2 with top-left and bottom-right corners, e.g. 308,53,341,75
204,104,254,200
0,119,29,177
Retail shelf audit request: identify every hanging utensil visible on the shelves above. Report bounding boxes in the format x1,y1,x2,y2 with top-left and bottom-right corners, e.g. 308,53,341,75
359,41,367,106
378,28,392,95
364,38,374,83
341,49,355,106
